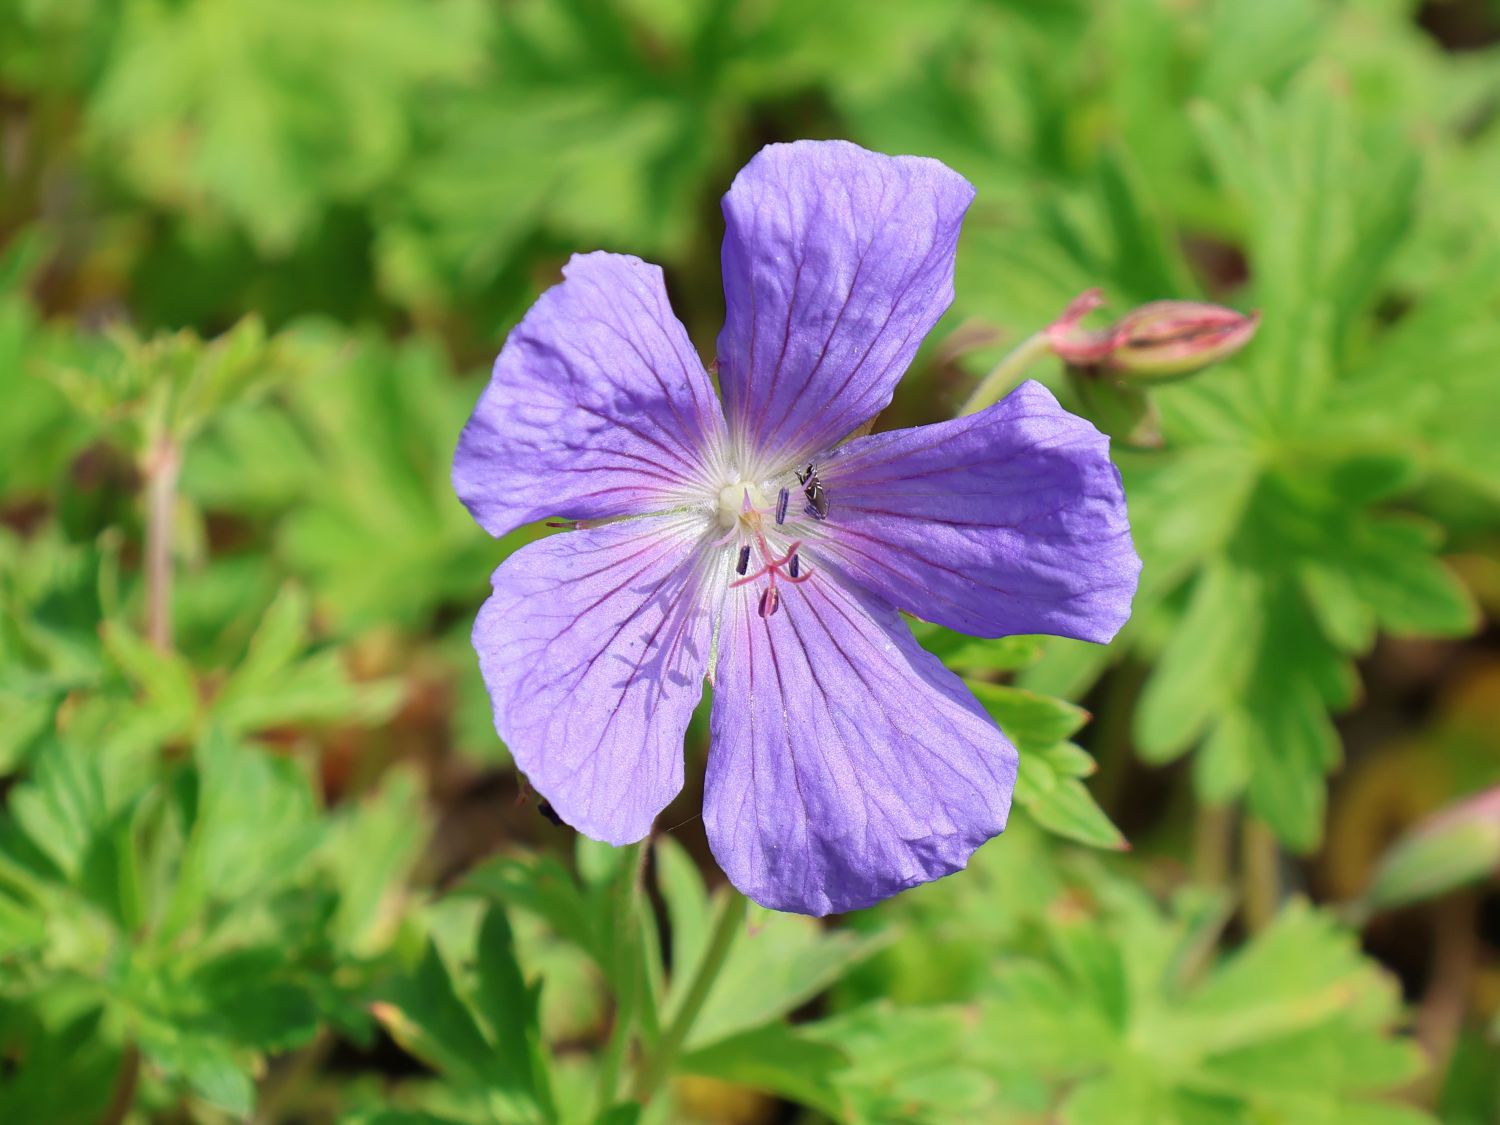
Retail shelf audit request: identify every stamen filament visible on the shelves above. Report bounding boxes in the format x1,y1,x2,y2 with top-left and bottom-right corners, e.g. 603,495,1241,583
729,537,802,588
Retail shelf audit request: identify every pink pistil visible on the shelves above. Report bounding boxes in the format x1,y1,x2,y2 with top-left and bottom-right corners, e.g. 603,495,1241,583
732,532,814,618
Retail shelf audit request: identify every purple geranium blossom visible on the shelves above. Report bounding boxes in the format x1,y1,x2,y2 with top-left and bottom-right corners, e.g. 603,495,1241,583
454,140,1140,916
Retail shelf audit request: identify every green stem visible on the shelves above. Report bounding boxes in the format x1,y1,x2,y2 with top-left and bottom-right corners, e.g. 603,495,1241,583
958,331,1054,416
106,435,180,1124
1193,803,1235,889
630,890,748,1106
1240,816,1279,932
1413,892,1478,1107
594,841,651,1113
99,1042,140,1125
144,436,180,652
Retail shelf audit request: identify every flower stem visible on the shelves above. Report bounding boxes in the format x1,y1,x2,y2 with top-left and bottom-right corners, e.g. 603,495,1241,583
630,889,748,1106
594,840,651,1112
957,330,1054,416
144,437,180,652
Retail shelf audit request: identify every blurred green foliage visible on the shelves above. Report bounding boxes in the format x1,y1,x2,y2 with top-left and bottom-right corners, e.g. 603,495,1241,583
3,0,1500,1121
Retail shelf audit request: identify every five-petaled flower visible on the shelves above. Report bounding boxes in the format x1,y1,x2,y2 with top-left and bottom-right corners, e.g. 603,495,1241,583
454,140,1141,916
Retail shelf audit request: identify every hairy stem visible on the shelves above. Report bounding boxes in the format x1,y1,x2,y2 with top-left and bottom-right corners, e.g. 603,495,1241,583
958,331,1054,416
144,437,180,652
631,889,748,1106
105,436,181,1123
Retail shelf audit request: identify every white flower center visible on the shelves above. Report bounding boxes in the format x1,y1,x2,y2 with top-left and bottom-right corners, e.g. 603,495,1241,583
717,481,769,530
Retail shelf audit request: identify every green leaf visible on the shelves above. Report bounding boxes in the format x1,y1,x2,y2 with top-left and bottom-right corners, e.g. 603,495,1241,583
100,621,198,737
1175,902,1388,1054
158,733,320,942
1048,909,1130,1032
463,852,600,964
969,885,1432,1122
277,336,495,630
1021,773,1127,851
139,1032,256,1117
1094,142,1197,300
1060,1070,1175,1125
321,765,430,956
374,941,499,1093
189,948,321,1052
1135,560,1260,762
592,1105,641,1125
1341,516,1477,638
680,1023,849,1117
1242,680,1339,852
0,1005,118,1123
77,804,145,933
0,889,46,956
1299,560,1377,653
1192,712,1253,805
6,737,109,879
90,0,488,252
810,1004,999,1123
967,681,1089,750
685,906,882,1050
911,624,1042,674
472,905,554,1120
654,835,709,987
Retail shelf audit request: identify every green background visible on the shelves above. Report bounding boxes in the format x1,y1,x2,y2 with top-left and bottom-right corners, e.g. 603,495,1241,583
3,0,1500,1122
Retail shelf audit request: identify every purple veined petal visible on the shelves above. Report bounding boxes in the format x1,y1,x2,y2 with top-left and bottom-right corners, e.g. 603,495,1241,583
473,515,718,845
816,380,1141,643
716,140,975,475
454,252,727,539
703,573,1017,916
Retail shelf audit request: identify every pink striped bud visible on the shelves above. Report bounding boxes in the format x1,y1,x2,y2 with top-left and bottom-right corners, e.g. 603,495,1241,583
1047,291,1259,382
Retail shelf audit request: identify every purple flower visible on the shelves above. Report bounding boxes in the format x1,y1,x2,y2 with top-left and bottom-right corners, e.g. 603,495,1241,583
454,141,1140,915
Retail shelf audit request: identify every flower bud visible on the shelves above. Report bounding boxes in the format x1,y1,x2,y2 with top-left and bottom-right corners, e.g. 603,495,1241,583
1107,301,1260,381
1361,786,1500,913
1045,291,1258,383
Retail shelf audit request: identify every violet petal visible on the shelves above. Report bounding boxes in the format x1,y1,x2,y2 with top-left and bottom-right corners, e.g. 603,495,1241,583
717,140,974,472
818,380,1141,643
704,574,1017,916
454,252,725,538
473,517,717,845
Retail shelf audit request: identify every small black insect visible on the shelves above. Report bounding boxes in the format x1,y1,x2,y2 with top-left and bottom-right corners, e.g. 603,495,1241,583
796,463,829,519
537,800,565,827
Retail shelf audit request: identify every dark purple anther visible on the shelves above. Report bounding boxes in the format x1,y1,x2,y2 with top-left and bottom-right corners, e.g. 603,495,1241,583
758,586,780,618
775,487,790,524
789,552,800,578
736,545,751,575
